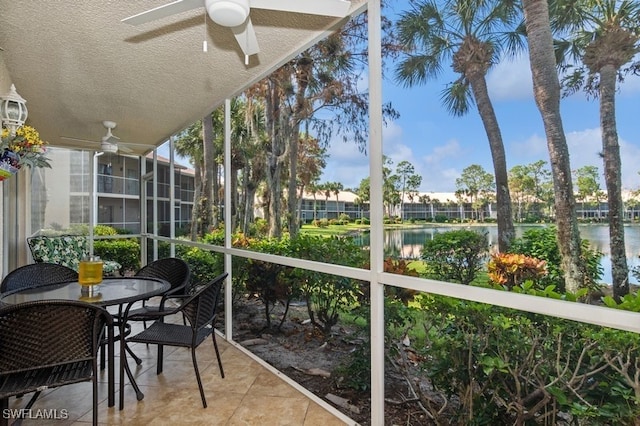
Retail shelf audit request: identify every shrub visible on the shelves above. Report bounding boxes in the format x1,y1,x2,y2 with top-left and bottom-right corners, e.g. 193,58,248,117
361,217,370,225
510,226,603,292
338,213,351,224
249,218,269,237
93,225,117,236
243,237,298,329
487,253,547,290
403,293,640,424
289,234,366,334
421,229,488,284
434,214,448,223
175,245,223,286
94,238,140,273
383,258,419,304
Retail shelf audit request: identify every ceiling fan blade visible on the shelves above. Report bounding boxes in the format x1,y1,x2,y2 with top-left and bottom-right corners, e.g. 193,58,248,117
122,0,203,26
117,145,134,154
249,0,351,17
58,136,104,151
231,17,259,56
60,136,101,145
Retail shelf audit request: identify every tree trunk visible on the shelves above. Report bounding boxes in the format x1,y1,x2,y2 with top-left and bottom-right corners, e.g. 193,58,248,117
190,161,203,240
202,114,215,233
599,64,629,299
522,0,585,292
287,129,300,238
230,163,238,232
264,78,288,238
468,73,515,252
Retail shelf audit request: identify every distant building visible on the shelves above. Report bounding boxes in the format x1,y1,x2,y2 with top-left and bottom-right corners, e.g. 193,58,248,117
297,190,494,222
35,148,195,235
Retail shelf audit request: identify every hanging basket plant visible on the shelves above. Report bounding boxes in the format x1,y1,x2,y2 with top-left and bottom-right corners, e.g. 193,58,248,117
0,125,51,181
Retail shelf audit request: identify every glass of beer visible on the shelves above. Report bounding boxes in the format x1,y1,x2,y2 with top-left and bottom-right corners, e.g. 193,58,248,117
78,256,104,286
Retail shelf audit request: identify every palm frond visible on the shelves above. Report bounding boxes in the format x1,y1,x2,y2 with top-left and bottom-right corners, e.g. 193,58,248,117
440,79,473,117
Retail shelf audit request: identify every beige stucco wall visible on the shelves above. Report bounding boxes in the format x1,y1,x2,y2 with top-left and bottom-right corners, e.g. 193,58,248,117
0,52,10,278
0,53,31,278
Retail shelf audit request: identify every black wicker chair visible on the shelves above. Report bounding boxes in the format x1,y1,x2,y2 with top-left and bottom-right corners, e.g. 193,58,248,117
121,272,227,408
127,257,191,320
0,300,113,426
114,258,191,367
1,263,78,293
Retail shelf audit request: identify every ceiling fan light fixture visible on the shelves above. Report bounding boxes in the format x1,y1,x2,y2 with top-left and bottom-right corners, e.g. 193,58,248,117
206,0,249,27
100,141,118,154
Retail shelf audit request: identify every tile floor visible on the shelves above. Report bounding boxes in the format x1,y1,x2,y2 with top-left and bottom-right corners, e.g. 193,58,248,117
5,319,357,425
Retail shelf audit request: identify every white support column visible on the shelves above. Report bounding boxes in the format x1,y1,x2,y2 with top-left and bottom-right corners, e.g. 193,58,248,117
89,152,103,256
368,0,385,424
224,98,233,340
169,137,176,257
140,157,147,264
153,150,158,259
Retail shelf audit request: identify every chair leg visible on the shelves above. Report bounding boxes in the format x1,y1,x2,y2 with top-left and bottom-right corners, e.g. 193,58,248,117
0,398,8,426
191,348,207,408
156,345,164,375
211,332,225,379
100,341,106,370
93,377,98,426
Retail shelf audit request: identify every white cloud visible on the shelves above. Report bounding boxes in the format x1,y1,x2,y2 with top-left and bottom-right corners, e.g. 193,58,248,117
424,139,463,164
509,134,549,162
620,73,640,96
503,128,640,192
416,139,465,191
487,55,533,101
566,128,640,191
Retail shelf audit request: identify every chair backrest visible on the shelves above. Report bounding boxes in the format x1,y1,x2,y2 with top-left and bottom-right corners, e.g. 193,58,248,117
1,263,79,293
135,257,191,295
181,273,228,331
0,300,110,376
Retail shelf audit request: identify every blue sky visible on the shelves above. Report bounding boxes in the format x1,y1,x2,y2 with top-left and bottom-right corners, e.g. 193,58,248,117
321,51,640,193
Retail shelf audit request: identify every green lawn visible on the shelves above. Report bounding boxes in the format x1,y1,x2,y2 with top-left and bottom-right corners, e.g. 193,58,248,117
300,223,369,237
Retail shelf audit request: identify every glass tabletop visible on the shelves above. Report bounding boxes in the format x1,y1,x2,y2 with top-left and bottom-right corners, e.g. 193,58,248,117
0,277,171,307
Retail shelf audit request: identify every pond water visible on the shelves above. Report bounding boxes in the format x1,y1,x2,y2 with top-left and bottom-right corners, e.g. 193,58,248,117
354,224,640,284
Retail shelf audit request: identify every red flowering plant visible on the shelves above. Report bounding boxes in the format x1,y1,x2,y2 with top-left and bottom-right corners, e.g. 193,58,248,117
0,125,51,180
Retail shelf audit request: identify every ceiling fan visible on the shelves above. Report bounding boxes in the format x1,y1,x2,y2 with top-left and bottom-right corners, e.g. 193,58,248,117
61,121,153,154
122,0,352,59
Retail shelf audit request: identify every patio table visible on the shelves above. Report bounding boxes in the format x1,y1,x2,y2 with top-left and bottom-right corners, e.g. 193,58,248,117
0,277,170,409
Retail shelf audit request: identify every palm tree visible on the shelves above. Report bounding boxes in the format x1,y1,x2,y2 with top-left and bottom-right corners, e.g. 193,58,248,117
553,0,640,298
332,182,344,216
521,0,586,293
175,121,207,239
395,0,521,252
307,180,321,221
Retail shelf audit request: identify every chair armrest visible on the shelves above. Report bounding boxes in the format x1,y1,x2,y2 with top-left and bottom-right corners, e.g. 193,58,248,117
121,298,183,322
158,284,188,304
158,293,191,310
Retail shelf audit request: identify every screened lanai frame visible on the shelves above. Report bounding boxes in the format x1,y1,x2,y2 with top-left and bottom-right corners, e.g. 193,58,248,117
2,2,640,424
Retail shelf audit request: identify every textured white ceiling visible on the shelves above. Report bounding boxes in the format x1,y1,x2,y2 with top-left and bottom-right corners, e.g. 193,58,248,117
0,0,365,155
